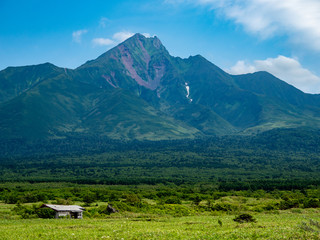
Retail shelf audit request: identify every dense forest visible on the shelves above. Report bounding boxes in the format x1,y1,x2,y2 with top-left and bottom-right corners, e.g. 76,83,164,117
1,128,320,190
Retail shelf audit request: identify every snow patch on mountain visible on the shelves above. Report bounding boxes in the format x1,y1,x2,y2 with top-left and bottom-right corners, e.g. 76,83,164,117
185,82,192,102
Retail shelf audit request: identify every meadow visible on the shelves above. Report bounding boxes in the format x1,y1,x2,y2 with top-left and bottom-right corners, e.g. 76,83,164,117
1,183,320,239
1,209,320,239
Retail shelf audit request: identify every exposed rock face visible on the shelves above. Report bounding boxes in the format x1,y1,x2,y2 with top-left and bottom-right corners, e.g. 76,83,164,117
117,34,167,91
119,44,151,89
152,36,162,49
102,72,118,88
137,37,151,67
107,204,118,213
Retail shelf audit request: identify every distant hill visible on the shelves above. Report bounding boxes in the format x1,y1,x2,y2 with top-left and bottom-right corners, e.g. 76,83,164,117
1,33,320,141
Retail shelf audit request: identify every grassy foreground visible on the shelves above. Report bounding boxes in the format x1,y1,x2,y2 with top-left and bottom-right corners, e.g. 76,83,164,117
1,210,320,239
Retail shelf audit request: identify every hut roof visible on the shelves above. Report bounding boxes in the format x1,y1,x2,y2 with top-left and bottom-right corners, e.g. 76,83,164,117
41,204,85,212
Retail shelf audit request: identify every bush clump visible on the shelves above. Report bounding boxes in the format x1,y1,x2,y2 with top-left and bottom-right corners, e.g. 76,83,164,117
12,203,55,219
233,213,256,223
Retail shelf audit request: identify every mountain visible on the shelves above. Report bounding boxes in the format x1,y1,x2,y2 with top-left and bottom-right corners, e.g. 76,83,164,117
0,33,320,141
0,63,65,103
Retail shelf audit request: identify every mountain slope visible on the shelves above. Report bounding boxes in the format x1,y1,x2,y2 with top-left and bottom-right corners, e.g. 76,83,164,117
0,33,320,141
232,72,320,133
81,89,200,140
233,71,320,107
180,55,262,129
0,73,100,139
0,63,65,103
0,74,200,140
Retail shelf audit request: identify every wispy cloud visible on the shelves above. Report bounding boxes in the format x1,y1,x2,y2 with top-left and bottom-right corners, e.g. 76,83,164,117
92,38,115,46
142,33,154,38
99,17,110,28
92,31,153,47
112,31,154,42
112,31,135,42
168,0,320,51
228,56,320,94
72,29,88,43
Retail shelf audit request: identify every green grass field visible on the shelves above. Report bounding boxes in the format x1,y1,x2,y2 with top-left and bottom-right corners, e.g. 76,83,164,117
1,182,320,239
1,209,320,239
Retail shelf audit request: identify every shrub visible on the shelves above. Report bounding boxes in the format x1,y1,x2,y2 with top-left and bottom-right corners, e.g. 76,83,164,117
52,198,73,205
279,199,299,210
263,203,277,211
111,201,136,212
4,192,20,204
82,191,96,204
211,203,238,212
164,196,181,204
36,208,55,219
12,203,43,219
125,193,141,206
233,213,256,223
303,198,320,208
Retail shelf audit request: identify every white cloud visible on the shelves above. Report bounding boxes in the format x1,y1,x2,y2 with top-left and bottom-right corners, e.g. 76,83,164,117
142,33,154,38
92,31,153,48
72,29,88,43
99,17,110,28
111,31,153,42
92,38,115,46
112,31,135,42
228,56,320,94
169,0,320,51
229,60,256,75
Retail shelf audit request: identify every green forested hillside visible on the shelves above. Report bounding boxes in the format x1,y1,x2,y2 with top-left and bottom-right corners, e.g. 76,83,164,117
1,34,320,141
0,63,64,103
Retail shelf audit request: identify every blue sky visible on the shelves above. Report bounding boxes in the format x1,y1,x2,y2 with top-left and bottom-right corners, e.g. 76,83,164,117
1,0,320,93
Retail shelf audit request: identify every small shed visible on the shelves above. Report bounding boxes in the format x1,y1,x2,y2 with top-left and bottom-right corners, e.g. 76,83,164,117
40,204,85,219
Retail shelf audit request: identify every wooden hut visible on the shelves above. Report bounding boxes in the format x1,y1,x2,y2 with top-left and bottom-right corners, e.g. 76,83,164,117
40,204,85,219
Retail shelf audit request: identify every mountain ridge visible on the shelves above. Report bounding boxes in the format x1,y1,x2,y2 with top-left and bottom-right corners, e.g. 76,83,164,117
0,33,320,140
